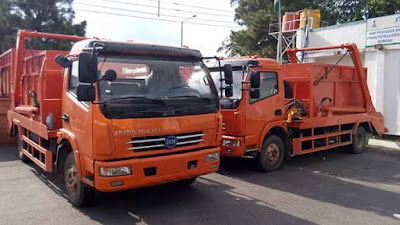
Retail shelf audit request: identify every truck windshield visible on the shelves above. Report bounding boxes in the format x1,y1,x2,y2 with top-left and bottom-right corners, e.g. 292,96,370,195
96,55,219,119
210,69,244,100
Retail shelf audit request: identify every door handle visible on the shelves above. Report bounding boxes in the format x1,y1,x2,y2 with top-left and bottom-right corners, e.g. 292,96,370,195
275,109,282,116
62,114,69,123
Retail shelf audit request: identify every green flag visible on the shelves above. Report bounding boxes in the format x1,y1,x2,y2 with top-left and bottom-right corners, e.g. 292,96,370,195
274,0,279,15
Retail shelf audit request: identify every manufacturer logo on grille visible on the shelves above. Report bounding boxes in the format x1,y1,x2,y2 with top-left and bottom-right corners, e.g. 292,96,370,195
165,135,178,149
114,128,161,136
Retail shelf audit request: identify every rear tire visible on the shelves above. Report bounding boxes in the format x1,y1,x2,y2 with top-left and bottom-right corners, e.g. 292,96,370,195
350,126,367,154
63,152,93,207
256,135,285,172
17,135,29,163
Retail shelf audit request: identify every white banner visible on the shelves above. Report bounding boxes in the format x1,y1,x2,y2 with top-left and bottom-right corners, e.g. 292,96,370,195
366,14,400,47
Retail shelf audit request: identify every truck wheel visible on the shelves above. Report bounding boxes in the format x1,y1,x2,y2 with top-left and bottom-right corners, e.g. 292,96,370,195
173,177,197,186
257,135,285,172
63,152,93,207
350,126,367,154
17,136,29,163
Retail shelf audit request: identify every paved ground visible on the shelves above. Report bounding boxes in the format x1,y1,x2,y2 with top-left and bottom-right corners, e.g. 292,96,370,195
0,146,399,225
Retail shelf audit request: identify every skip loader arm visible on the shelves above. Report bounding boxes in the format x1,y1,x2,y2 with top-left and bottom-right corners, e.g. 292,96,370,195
13,30,87,108
287,43,374,113
286,44,388,136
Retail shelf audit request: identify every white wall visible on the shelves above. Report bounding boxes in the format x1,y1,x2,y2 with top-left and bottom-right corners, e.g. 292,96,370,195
295,20,400,136
297,21,366,50
364,49,400,135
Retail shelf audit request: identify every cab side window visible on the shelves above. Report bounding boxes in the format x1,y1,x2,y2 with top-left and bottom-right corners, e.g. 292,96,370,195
250,71,278,103
69,61,79,95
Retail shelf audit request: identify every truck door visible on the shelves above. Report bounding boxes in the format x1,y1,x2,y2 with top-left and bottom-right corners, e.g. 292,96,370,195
245,71,285,145
62,61,93,165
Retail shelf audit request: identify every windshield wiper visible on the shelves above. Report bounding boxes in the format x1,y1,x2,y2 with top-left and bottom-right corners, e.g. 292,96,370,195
104,96,167,105
167,96,215,103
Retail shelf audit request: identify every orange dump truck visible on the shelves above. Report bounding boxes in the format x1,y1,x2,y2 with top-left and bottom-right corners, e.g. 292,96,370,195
207,44,387,171
1,30,222,206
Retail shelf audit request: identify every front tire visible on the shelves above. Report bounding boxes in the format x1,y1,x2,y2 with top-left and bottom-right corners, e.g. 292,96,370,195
350,126,367,154
63,152,93,207
257,135,285,172
173,177,197,186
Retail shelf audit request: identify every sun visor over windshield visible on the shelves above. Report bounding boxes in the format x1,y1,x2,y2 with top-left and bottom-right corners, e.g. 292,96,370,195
95,42,203,59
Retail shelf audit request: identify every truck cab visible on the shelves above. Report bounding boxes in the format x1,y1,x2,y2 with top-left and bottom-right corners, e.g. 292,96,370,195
62,40,222,192
207,57,288,164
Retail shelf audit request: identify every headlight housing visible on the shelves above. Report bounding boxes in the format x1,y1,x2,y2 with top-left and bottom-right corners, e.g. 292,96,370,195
100,166,132,177
206,152,220,162
222,139,241,147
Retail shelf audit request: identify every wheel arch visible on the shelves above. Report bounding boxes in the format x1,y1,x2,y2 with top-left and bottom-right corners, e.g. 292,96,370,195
352,121,373,135
56,129,83,179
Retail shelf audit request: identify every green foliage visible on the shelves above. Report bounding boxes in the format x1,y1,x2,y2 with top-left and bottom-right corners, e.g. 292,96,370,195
218,0,276,57
221,0,400,57
333,0,400,22
0,0,86,53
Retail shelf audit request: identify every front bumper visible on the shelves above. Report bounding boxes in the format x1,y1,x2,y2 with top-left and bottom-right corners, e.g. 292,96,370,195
94,147,220,192
220,135,246,157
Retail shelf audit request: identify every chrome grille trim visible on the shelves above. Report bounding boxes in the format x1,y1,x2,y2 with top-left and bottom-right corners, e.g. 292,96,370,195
126,132,206,151
127,144,165,151
177,133,206,139
176,139,205,146
126,137,166,144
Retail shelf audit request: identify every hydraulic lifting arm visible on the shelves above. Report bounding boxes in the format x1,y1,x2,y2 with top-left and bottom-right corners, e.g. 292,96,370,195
13,30,87,108
286,43,375,113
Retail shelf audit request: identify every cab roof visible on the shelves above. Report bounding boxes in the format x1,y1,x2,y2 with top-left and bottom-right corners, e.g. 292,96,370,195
70,39,203,60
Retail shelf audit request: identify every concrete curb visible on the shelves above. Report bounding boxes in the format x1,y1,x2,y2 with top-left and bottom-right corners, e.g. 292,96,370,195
368,139,400,150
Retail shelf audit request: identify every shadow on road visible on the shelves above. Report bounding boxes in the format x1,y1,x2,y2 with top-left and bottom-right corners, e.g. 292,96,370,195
29,166,316,225
218,147,400,219
2,145,399,224
0,146,18,162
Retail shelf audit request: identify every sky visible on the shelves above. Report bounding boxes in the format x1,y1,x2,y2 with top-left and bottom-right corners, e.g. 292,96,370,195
72,0,242,56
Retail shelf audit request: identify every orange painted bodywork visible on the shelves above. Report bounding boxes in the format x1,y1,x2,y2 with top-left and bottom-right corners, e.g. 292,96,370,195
3,30,221,192
218,44,386,158
94,147,219,192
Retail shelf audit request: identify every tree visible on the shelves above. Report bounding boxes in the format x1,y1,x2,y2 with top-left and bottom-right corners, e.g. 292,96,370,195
0,0,86,53
219,0,337,57
333,0,400,22
0,0,19,52
218,0,276,57
220,0,399,57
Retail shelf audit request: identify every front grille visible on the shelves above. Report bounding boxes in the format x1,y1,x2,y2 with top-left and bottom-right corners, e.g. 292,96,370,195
126,131,205,152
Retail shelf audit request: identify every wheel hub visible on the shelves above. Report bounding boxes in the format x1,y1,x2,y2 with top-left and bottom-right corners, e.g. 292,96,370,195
266,143,280,164
65,166,78,194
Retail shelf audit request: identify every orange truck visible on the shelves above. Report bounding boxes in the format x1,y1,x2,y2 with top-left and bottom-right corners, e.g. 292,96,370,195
1,30,222,206
207,44,387,172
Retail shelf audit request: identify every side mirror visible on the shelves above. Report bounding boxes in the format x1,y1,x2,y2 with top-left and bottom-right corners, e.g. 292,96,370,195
103,69,117,81
55,54,71,68
77,84,96,102
250,71,260,89
78,53,98,83
250,89,260,99
223,64,233,85
225,86,233,98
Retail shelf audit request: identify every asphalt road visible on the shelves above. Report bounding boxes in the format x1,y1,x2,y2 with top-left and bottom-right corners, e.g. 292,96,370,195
0,146,399,225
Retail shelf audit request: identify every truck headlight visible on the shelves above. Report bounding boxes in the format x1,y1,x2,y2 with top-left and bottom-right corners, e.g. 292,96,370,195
100,166,132,177
206,152,219,162
222,139,241,147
